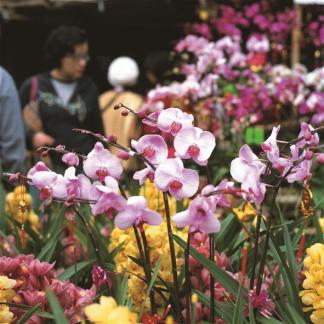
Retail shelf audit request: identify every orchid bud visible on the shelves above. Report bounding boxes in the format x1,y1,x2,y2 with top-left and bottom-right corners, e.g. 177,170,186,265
62,152,79,166
316,153,324,165
305,150,314,160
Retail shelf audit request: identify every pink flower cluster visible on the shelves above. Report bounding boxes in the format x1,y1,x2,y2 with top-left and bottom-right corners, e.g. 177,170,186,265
0,255,95,323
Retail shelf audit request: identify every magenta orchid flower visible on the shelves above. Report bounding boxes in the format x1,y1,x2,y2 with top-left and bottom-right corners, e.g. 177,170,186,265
174,126,216,166
83,142,123,181
64,167,91,201
131,134,168,165
114,196,162,230
154,158,199,200
172,196,220,233
133,165,155,185
157,108,194,136
62,152,79,167
230,145,266,204
89,176,126,216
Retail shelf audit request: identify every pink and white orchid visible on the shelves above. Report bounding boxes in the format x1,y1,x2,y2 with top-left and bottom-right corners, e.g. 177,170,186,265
114,196,162,230
157,108,194,136
202,179,235,208
133,165,155,185
131,135,168,165
230,145,266,204
172,196,220,233
295,122,319,149
174,127,216,166
83,142,123,181
64,167,91,201
27,162,67,201
89,176,126,216
154,158,199,200
62,152,80,167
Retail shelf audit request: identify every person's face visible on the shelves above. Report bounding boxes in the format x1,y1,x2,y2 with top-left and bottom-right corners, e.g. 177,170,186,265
60,42,89,80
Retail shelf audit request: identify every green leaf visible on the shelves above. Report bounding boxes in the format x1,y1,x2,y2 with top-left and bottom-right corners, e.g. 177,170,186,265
46,289,69,324
174,235,241,296
232,283,244,324
194,290,234,323
245,127,264,145
17,304,41,324
58,259,94,281
37,229,62,262
0,302,53,320
116,275,129,306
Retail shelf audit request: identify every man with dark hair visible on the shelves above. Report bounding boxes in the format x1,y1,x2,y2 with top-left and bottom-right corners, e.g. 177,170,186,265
0,13,26,190
20,25,103,169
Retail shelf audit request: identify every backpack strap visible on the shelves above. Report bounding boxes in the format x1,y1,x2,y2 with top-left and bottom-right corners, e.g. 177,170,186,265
30,75,39,102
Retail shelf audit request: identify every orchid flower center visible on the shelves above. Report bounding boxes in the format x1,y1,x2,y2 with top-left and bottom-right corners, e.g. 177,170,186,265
40,187,52,200
143,146,155,158
96,168,109,181
147,171,155,183
187,144,200,157
196,207,206,218
169,179,183,191
261,143,271,152
170,121,182,133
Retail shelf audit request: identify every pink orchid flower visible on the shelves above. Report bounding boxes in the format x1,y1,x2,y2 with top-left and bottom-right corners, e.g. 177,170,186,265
62,152,79,167
131,134,168,165
202,179,235,207
27,162,67,201
154,158,199,200
174,126,216,166
64,167,91,201
83,142,123,181
133,165,155,185
261,126,288,170
157,108,194,136
89,176,126,216
230,145,266,204
114,196,162,230
172,196,220,233
295,122,319,149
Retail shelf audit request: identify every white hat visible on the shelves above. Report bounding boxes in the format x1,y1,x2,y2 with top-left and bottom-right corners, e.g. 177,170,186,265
107,56,139,87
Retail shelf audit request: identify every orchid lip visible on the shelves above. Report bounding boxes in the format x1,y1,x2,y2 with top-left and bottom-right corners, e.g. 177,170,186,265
143,146,156,158
170,121,182,133
188,144,200,157
169,179,183,191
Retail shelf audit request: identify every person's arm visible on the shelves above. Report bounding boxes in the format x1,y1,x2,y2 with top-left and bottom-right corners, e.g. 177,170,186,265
0,73,26,190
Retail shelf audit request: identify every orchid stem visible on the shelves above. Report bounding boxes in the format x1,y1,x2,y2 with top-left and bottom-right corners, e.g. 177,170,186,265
162,192,181,321
73,207,111,295
209,233,215,323
185,232,191,324
140,227,156,314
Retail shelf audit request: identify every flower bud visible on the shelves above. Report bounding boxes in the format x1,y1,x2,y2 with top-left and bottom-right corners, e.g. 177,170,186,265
305,150,313,160
62,152,80,166
316,153,324,165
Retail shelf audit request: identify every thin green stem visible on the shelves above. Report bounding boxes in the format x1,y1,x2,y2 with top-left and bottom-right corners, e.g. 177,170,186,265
162,192,181,321
209,233,215,323
140,227,156,314
185,232,191,324
73,207,111,295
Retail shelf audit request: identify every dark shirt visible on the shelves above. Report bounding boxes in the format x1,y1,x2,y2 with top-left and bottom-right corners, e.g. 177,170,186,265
20,72,104,166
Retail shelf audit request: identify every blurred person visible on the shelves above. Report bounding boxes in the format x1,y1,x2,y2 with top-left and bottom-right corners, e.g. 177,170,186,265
99,56,143,170
20,25,103,170
0,13,26,192
0,66,26,190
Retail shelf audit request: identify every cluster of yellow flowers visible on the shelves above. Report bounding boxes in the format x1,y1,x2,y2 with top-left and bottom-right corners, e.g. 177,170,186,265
0,276,16,323
5,186,40,231
84,296,137,324
109,180,187,312
299,243,324,323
